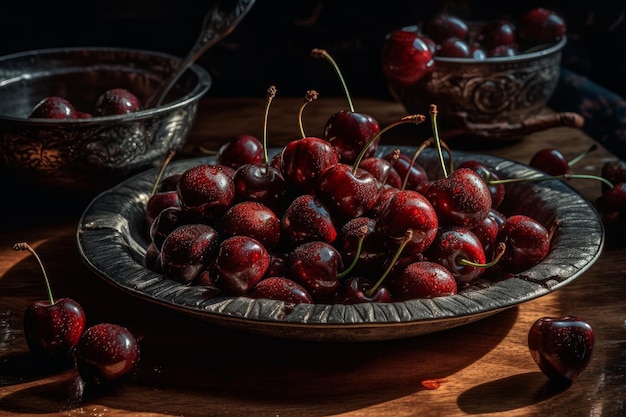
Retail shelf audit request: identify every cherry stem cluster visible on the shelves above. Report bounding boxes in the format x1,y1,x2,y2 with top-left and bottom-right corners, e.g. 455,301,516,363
311,48,354,112
13,242,55,305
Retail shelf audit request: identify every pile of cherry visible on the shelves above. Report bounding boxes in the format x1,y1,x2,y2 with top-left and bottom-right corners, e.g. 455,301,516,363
381,7,566,87
27,87,142,119
144,99,555,307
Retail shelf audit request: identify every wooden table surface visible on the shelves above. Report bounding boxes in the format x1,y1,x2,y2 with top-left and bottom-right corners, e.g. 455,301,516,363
1,97,624,417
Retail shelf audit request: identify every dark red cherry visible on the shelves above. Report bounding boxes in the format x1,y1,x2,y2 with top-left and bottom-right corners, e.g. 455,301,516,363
280,137,340,195
29,96,77,119
232,163,287,215
316,163,379,221
426,226,487,286
212,235,270,296
529,148,571,176
281,194,337,246
425,168,492,229
528,316,594,385
216,134,264,171
177,164,235,221
323,110,381,164
160,223,220,283
388,261,457,301
600,160,626,193
518,8,567,46
219,201,281,249
422,13,469,44
94,88,142,116
496,214,550,273
436,38,471,58
248,277,314,310
477,19,517,51
375,189,439,254
458,160,505,209
287,241,344,303
381,29,435,87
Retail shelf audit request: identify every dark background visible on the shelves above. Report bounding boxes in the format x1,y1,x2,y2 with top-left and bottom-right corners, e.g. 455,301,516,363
1,0,624,100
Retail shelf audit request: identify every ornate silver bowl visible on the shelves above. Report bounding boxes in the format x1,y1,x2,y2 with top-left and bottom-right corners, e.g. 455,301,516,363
386,26,569,140
0,47,211,191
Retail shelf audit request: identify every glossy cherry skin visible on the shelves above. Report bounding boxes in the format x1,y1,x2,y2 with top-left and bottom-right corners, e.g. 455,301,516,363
383,152,429,191
595,182,626,236
219,201,281,250
518,8,567,46
287,241,344,303
145,190,181,229
335,276,392,304
216,134,264,171
528,316,594,385
436,37,471,58
323,110,380,164
476,19,516,51
94,88,142,116
358,156,402,189
316,163,379,221
423,13,469,44
280,137,340,195
381,28,435,87
388,261,457,301
160,223,221,283
212,235,270,296
29,96,77,119
375,189,439,254
488,45,518,57
496,214,550,273
248,276,313,310
149,206,192,250
471,209,506,260
23,298,86,366
529,148,571,176
427,226,487,286
232,163,287,215
458,160,505,209
75,323,140,387
425,168,492,229
600,160,626,193
177,164,235,221
281,194,337,246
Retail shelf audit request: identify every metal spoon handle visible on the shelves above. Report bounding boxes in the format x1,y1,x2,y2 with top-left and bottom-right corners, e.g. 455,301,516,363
147,0,256,107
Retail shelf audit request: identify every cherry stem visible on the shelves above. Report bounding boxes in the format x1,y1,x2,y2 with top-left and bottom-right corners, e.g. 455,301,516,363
488,172,614,189
568,143,597,168
401,138,433,190
150,149,176,197
13,242,55,305
379,149,400,192
365,229,413,297
297,90,318,139
262,86,277,167
352,114,426,175
430,104,448,178
457,242,506,269
338,225,367,280
311,48,354,112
